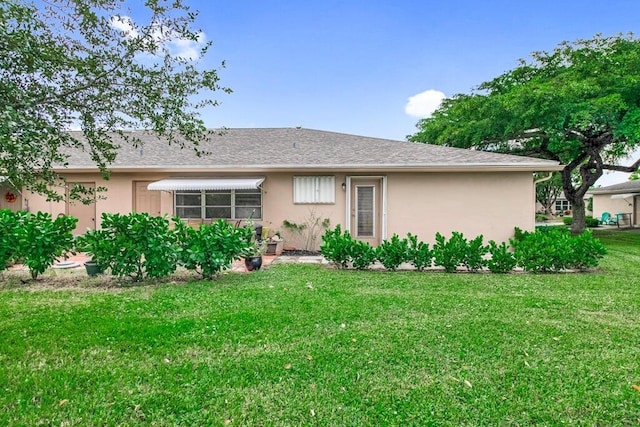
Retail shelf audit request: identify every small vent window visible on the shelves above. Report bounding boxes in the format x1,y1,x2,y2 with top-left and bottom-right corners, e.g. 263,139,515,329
293,176,335,204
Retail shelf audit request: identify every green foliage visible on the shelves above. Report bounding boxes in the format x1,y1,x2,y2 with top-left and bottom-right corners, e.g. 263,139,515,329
320,225,353,269
409,34,640,234
486,241,517,274
585,216,600,228
0,209,19,270
535,214,548,222
535,172,563,215
349,240,376,270
0,1,228,201
562,216,600,227
175,219,252,279
282,209,331,251
432,232,487,273
77,213,179,281
407,233,432,271
510,228,606,272
375,234,411,271
565,230,608,270
14,212,77,279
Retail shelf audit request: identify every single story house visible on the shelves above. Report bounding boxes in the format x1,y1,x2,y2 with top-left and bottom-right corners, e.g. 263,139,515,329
588,180,640,227
18,128,561,247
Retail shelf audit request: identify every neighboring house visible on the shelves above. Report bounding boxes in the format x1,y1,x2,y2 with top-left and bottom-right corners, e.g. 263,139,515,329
535,192,592,217
588,180,640,227
22,128,561,247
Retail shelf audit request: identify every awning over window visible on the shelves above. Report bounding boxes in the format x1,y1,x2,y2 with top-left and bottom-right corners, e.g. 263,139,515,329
147,178,265,191
610,193,640,199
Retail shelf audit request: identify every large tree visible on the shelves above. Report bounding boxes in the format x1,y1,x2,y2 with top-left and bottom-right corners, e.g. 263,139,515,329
1,0,229,200
535,172,563,216
409,34,640,234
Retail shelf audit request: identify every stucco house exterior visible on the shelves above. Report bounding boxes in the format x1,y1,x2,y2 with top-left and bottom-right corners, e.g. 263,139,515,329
18,128,561,247
588,180,640,227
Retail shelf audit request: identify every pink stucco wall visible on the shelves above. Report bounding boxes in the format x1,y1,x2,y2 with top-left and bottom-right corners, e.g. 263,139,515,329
23,170,536,247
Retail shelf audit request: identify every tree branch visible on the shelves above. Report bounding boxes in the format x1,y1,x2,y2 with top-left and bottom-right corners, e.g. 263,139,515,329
602,158,640,172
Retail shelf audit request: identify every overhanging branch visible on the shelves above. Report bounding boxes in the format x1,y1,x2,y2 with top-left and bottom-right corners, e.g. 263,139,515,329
602,158,640,172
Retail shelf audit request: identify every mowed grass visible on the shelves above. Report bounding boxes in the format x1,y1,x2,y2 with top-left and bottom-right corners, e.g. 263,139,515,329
1,231,639,426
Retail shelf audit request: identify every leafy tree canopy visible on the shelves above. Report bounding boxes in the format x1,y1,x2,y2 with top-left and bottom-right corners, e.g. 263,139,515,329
409,34,640,233
0,0,229,201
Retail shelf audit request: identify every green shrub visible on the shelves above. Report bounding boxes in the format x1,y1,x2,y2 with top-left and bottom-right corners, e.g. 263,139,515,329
0,209,19,271
565,230,607,270
433,232,487,273
407,233,432,271
320,225,353,269
350,240,376,270
535,213,548,222
376,234,410,271
486,241,516,274
77,213,179,281
175,219,252,279
559,216,599,227
510,228,606,272
15,212,77,279
585,216,600,227
464,235,488,272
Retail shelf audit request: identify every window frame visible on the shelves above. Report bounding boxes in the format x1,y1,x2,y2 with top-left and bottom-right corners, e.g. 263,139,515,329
293,176,336,204
174,188,262,220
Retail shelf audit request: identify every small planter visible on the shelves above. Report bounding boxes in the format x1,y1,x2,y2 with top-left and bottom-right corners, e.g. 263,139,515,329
266,240,284,255
244,256,263,271
84,261,104,277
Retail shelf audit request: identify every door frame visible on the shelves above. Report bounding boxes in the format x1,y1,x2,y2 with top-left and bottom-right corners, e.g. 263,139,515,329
344,175,387,243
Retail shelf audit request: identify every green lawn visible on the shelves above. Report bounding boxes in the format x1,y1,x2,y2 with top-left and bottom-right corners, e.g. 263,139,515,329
1,230,639,426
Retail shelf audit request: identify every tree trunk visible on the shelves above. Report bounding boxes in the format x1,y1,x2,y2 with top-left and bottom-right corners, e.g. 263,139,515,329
569,197,586,235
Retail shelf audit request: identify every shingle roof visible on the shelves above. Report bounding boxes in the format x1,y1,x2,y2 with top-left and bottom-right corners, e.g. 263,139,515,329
61,127,560,172
589,180,640,194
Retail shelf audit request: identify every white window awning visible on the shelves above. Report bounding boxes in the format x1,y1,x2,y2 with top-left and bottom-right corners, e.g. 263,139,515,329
148,178,265,191
610,193,639,199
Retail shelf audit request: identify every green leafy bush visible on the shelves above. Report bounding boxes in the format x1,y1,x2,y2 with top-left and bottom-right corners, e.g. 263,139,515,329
433,232,487,272
562,216,599,227
565,230,607,269
535,214,548,222
175,219,252,279
350,240,376,270
15,212,77,279
407,233,432,271
0,209,19,271
376,234,410,271
486,241,517,274
464,235,488,272
77,213,179,281
320,225,353,269
510,228,606,272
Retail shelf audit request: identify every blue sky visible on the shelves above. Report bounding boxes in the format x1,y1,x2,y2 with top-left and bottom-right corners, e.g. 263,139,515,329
141,1,640,184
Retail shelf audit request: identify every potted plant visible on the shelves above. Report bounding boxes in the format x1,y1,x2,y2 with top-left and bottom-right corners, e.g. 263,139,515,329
244,239,267,271
266,231,284,255
75,229,106,277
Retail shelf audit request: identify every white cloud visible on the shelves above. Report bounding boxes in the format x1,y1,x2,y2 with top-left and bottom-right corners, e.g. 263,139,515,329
110,15,207,61
110,15,140,38
404,89,446,118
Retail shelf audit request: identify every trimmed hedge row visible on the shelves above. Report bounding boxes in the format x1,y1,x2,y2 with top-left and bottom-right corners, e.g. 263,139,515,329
1,211,254,281
320,225,607,273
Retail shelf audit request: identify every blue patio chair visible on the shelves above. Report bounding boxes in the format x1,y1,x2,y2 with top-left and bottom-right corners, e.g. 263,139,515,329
600,212,618,225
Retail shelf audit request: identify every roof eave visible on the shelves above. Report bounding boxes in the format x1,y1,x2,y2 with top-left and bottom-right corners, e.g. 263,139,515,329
56,162,562,174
